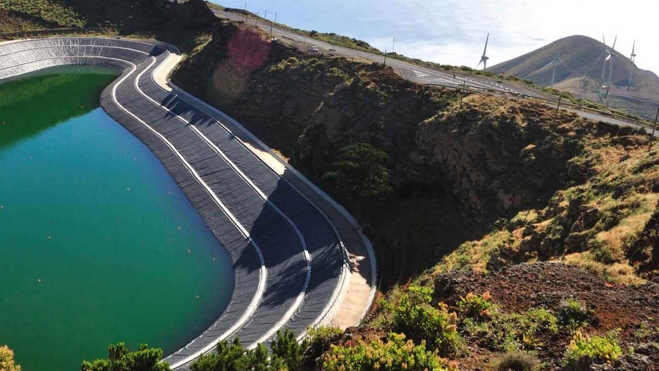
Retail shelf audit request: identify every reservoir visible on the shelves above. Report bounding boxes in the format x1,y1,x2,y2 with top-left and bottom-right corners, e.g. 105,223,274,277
0,67,234,371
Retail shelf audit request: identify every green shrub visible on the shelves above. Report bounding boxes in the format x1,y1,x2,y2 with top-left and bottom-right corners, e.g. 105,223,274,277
524,308,559,335
382,286,461,356
191,338,285,371
557,299,591,328
305,326,343,363
462,308,559,352
564,330,622,364
81,343,170,371
495,352,539,371
457,292,494,320
271,329,308,371
591,245,616,264
321,333,457,371
322,143,393,202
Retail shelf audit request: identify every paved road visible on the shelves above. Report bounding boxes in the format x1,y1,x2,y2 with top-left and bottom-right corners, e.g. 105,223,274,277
0,37,371,370
216,10,538,95
216,9,653,134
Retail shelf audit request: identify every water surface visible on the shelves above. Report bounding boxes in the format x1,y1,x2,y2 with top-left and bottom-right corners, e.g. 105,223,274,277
0,68,234,371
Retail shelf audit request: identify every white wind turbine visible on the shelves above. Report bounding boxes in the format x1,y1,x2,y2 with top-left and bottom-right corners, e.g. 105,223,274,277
599,34,609,83
540,53,561,87
627,40,636,91
477,33,490,70
604,35,618,98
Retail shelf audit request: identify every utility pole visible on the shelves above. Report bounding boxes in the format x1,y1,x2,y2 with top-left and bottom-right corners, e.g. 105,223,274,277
649,107,659,152
554,94,563,124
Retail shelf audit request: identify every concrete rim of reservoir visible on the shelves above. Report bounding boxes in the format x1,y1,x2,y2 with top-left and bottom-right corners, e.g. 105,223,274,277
0,36,377,370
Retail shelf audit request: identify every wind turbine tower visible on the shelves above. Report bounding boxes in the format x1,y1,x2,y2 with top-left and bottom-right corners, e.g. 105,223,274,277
600,34,608,83
550,53,560,87
540,53,560,87
627,40,636,91
477,33,489,70
605,35,618,99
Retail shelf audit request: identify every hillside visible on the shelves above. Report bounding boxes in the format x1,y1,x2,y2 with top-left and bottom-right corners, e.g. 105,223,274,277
489,35,659,120
0,0,216,36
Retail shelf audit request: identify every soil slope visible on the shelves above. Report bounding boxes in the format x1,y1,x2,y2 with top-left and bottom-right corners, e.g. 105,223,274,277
488,35,659,121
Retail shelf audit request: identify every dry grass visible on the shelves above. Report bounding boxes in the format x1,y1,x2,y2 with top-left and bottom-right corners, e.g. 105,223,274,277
561,252,645,286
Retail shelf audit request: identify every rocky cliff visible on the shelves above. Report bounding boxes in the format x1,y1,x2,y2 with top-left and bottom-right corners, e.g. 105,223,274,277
173,20,656,287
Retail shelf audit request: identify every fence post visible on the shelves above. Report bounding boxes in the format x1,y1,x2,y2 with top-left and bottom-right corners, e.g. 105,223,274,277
554,94,562,124
649,107,659,152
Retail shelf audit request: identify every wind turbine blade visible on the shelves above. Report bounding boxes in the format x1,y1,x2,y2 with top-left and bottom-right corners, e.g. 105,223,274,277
606,54,611,61
540,59,555,70
602,33,606,47
612,35,617,50
477,60,483,69
483,33,489,56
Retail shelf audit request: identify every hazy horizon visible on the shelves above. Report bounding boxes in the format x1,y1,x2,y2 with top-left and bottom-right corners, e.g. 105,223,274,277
212,0,658,76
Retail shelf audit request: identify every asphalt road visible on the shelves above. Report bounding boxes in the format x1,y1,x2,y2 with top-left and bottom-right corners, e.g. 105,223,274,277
215,9,651,134
216,10,539,95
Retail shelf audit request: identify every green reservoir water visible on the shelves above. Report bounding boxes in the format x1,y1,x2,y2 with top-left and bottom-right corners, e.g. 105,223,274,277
0,68,234,371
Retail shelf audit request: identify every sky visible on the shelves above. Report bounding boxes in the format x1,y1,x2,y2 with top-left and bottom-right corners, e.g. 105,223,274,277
211,0,658,75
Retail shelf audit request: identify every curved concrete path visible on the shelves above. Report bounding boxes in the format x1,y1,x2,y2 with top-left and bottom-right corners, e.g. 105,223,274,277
0,37,376,370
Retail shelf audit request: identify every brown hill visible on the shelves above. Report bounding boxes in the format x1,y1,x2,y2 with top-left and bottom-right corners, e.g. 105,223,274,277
489,35,659,119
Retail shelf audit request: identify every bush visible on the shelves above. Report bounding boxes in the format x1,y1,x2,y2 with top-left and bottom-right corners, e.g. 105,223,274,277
304,326,343,366
495,352,539,371
191,338,285,371
382,286,462,356
591,245,616,264
564,330,622,365
271,329,308,371
81,343,169,371
457,292,494,320
524,308,559,335
322,143,393,202
557,299,591,328
462,308,559,352
0,346,21,371
321,333,457,371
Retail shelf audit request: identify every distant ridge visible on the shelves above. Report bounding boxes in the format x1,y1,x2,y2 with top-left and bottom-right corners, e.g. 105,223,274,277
488,35,659,119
